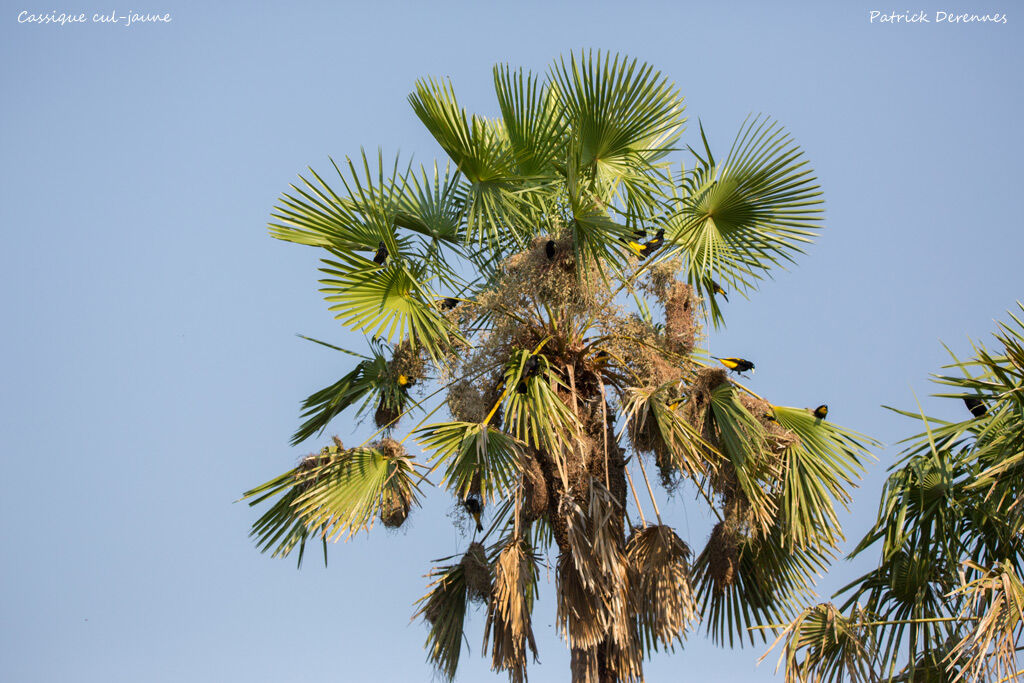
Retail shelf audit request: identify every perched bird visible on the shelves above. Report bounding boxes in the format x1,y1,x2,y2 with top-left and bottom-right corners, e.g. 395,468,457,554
398,374,415,395
462,495,484,532
666,397,684,411
638,228,665,259
516,380,529,395
963,396,988,418
764,411,778,423
711,279,729,302
714,356,755,374
524,354,541,377
545,240,557,260
813,404,828,420
439,296,459,310
623,239,646,257
373,241,388,265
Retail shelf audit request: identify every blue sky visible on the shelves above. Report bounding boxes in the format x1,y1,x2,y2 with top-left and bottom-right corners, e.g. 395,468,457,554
1,1,1021,681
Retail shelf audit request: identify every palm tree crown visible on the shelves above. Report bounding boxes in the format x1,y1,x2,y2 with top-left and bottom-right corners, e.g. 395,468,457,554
244,51,873,683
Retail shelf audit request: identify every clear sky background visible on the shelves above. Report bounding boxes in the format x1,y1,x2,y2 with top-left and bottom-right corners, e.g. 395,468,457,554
1,1,1021,681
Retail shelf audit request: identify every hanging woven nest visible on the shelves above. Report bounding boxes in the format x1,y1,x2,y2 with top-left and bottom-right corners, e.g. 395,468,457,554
374,397,401,430
705,521,740,595
663,282,699,356
461,541,492,604
380,486,412,528
521,454,549,523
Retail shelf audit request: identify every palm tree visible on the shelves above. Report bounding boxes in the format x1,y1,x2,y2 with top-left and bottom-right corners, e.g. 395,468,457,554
243,51,873,683
769,305,1024,682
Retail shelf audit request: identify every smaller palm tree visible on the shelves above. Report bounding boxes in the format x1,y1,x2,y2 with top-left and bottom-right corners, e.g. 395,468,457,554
770,304,1024,682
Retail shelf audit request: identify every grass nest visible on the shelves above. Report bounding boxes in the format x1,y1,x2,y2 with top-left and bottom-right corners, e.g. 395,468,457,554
705,520,740,595
736,392,799,454
461,541,492,604
521,453,549,524
374,397,401,430
663,282,700,356
381,486,412,528
682,367,729,442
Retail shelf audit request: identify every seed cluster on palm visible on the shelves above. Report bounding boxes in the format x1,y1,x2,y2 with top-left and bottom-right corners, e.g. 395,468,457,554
243,51,874,683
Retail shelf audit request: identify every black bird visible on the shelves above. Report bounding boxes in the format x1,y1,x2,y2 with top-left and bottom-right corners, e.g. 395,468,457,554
638,228,665,259
373,241,388,265
516,380,529,395
963,396,988,418
711,279,729,302
439,297,459,310
545,240,557,260
713,356,755,374
524,354,541,377
462,495,484,532
813,404,828,420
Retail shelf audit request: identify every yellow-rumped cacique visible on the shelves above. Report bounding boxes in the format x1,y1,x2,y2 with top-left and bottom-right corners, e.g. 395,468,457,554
714,356,755,373
813,404,828,420
462,495,484,532
373,241,388,265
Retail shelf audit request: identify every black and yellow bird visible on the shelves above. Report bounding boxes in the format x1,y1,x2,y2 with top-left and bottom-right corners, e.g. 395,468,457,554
438,296,459,310
462,494,484,532
714,356,755,374
373,241,388,265
711,279,729,302
813,404,828,420
963,396,988,418
545,240,557,260
524,354,541,377
638,228,665,259
515,380,529,395
398,374,415,393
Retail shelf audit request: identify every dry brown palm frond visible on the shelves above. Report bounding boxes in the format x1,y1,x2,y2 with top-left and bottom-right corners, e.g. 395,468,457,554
626,524,696,649
484,537,539,683
557,554,612,650
557,478,634,655
414,560,468,681
946,560,1024,683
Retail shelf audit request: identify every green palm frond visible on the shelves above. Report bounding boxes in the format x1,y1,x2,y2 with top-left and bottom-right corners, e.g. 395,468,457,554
502,350,582,459
414,559,468,681
243,440,347,562
764,602,877,683
493,65,568,178
270,150,408,256
773,406,874,552
409,78,544,248
246,441,421,550
709,382,777,534
671,116,823,315
318,250,454,359
693,525,829,647
416,421,525,502
550,50,684,211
